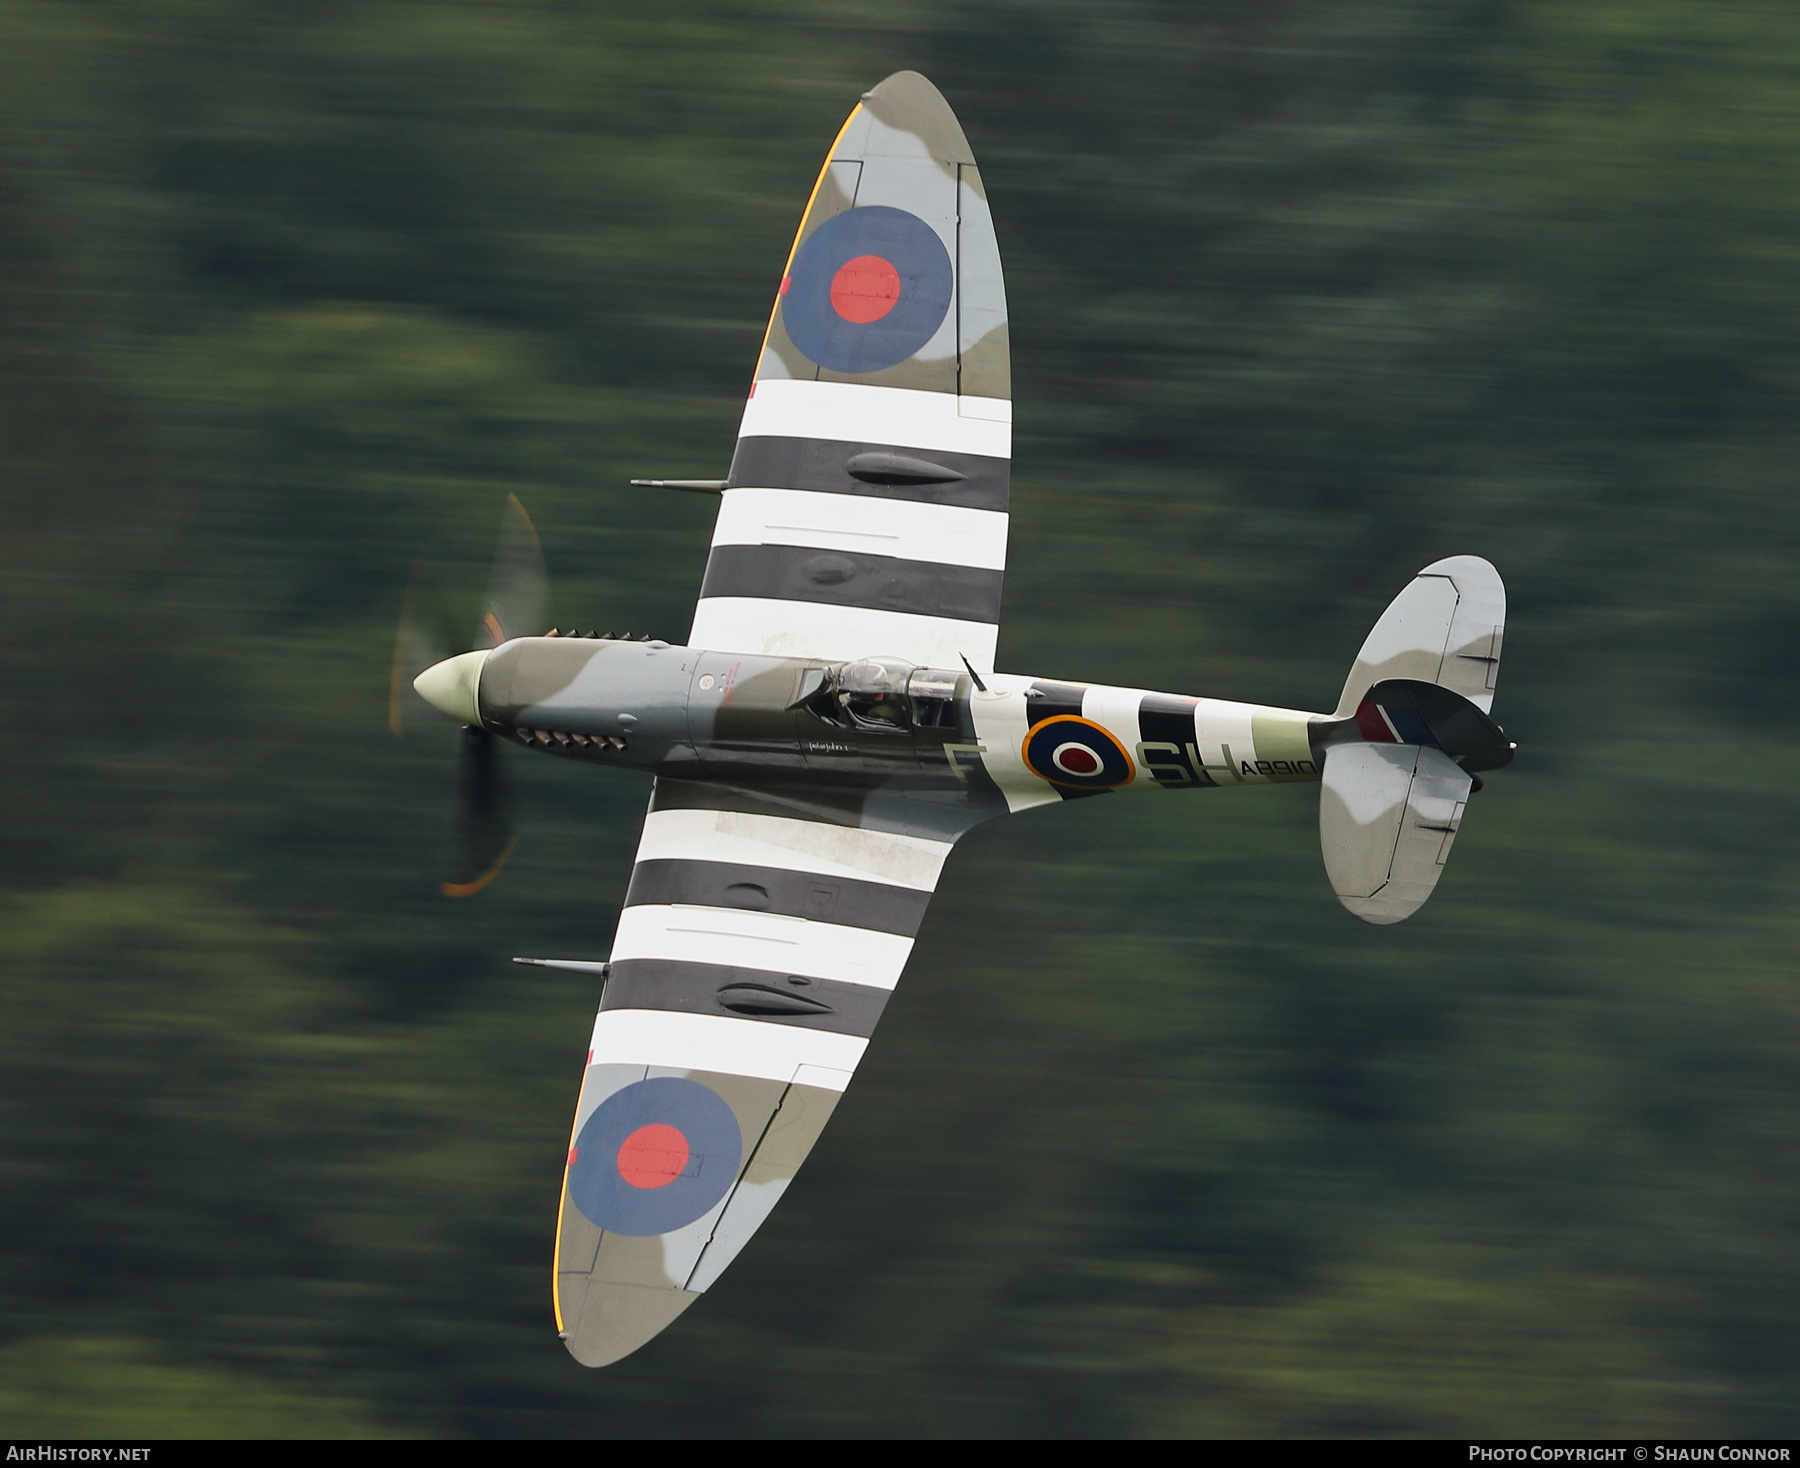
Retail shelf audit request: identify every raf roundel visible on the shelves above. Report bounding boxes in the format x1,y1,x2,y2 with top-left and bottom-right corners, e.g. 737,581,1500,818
1022,715,1137,790
830,255,902,323
780,205,954,374
566,1077,743,1236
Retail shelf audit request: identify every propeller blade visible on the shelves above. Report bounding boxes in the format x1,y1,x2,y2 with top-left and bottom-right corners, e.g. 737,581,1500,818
442,724,518,897
388,571,449,736
477,493,548,649
397,495,546,892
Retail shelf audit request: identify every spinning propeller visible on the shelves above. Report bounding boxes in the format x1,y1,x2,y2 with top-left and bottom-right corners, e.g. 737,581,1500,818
389,494,548,896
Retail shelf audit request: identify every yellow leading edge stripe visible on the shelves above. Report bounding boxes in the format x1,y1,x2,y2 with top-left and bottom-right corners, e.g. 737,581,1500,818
551,1166,572,1334
751,102,865,381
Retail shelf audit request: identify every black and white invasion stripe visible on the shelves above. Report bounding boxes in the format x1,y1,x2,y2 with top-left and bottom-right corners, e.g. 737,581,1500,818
597,790,953,1049
686,379,1011,673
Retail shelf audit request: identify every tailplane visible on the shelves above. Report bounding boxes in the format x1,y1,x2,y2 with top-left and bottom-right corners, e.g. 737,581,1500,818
1334,555,1504,717
1320,558,1510,925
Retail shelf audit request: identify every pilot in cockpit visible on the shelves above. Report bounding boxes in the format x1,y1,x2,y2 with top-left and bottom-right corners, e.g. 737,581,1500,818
834,657,915,730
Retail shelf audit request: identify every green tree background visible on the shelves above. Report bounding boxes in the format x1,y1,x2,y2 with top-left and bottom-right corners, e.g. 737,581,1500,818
2,0,1798,1438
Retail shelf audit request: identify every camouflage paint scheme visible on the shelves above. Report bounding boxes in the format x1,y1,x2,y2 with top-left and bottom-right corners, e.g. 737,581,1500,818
411,74,1512,1367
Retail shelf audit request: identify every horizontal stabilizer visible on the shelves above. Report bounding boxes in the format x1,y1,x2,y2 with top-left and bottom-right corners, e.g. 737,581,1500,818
1320,742,1471,925
1335,555,1505,717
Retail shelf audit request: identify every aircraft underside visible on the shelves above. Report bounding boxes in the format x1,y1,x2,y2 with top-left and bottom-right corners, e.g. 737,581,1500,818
397,70,1513,1368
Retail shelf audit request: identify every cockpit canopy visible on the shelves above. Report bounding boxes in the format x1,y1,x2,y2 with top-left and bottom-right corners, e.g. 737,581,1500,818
835,657,915,729
801,657,965,733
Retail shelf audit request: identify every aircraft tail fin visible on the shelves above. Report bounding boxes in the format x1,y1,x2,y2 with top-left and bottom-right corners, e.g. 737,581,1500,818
1320,558,1509,925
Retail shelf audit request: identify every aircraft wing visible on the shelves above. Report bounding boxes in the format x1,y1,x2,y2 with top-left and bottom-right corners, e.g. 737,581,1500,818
552,778,956,1366
688,70,1012,674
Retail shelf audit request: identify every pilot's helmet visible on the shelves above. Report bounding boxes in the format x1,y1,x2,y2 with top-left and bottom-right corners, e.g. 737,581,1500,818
836,656,917,729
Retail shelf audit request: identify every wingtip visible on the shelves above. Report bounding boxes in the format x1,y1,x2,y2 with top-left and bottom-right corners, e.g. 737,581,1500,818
856,70,975,164
555,1277,701,1369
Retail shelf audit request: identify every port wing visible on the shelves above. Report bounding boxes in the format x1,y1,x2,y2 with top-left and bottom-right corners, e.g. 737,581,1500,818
689,71,1012,672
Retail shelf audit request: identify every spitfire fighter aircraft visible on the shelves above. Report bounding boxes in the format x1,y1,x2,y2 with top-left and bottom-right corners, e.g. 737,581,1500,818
401,72,1513,1367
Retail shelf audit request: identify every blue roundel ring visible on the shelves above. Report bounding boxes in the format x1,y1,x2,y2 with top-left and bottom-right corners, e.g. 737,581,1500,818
780,205,954,374
1022,715,1137,790
567,1076,743,1237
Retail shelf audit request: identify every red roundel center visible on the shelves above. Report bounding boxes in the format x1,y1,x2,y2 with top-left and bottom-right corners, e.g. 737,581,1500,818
830,255,902,323
616,1123,690,1189
1052,742,1101,776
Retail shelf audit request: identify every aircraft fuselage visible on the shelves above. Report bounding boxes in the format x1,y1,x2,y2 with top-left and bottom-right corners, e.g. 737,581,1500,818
465,635,1337,807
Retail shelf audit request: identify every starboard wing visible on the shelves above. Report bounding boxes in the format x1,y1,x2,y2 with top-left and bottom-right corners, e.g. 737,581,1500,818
553,778,956,1367
688,71,1012,673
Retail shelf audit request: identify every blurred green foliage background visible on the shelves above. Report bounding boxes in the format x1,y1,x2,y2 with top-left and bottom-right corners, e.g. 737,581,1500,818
3,0,1799,1438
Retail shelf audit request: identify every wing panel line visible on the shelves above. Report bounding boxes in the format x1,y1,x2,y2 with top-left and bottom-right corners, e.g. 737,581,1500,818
728,435,1009,511
625,857,932,935
686,597,999,671
739,379,1010,460
697,543,1003,623
586,1007,868,1085
709,488,1008,569
601,957,894,1038
634,807,952,888
611,905,914,990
